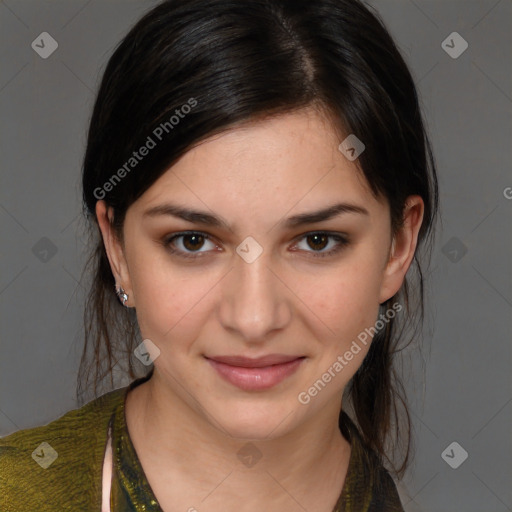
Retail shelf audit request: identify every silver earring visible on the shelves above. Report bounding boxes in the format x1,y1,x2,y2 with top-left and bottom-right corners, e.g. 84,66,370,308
115,284,129,307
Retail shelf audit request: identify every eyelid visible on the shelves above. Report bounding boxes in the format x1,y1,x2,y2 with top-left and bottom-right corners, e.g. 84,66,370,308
162,230,350,260
162,231,219,259
292,232,349,256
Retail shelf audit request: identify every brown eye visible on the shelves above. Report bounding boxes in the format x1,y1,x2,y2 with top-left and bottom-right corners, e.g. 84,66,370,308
306,233,329,251
163,231,217,259
294,232,349,259
182,233,206,252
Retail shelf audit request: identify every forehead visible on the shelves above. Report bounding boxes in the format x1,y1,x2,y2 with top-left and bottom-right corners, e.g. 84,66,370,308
130,108,385,226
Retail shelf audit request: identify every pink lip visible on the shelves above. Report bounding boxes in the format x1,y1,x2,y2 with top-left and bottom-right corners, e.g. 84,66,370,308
206,354,305,390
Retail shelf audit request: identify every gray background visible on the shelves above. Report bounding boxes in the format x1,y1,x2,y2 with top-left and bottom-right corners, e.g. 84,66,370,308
1,1,511,511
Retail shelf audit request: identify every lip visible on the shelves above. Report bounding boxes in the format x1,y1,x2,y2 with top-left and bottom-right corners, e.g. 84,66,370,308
205,354,305,391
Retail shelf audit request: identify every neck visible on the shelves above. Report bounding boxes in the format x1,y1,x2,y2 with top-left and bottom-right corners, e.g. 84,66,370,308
125,371,351,510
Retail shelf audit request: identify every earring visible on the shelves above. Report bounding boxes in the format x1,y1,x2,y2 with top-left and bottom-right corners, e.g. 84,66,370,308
115,284,129,307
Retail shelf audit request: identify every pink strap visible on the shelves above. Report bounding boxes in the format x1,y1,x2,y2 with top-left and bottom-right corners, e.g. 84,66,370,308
101,425,113,512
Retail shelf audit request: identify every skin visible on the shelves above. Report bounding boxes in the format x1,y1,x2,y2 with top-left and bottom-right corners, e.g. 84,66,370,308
96,107,424,512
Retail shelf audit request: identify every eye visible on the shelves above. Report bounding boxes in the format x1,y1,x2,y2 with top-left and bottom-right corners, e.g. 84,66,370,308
163,231,218,259
292,232,349,258
162,230,349,261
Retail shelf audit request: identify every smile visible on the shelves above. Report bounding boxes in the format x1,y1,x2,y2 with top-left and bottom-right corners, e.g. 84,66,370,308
205,355,306,391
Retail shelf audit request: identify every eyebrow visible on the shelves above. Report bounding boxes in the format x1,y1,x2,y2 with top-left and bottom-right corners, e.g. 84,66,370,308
143,201,369,229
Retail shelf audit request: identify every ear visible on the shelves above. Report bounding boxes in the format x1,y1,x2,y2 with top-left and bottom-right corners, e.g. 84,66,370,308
95,200,134,307
378,195,424,304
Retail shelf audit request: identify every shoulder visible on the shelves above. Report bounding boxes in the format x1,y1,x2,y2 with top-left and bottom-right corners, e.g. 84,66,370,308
0,386,126,512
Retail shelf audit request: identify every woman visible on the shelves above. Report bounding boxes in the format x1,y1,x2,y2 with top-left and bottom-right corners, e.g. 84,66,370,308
0,0,438,510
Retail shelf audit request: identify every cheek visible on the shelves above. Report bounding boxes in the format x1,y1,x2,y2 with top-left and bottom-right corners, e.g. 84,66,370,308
127,247,213,342
137,281,204,343
292,257,383,344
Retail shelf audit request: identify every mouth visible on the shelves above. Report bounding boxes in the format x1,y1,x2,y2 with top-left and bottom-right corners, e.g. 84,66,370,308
205,354,306,391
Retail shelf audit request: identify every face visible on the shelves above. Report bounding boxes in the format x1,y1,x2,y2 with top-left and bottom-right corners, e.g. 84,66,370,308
97,107,423,440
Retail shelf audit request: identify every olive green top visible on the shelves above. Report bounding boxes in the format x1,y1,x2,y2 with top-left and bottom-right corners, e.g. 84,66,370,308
0,373,404,511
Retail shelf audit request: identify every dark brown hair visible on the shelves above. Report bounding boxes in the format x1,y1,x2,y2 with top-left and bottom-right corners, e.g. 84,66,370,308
78,0,439,478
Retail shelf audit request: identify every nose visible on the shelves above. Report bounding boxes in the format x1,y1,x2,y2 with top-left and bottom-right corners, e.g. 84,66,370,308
218,246,291,343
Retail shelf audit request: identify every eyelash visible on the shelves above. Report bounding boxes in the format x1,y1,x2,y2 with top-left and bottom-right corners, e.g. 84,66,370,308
162,231,349,260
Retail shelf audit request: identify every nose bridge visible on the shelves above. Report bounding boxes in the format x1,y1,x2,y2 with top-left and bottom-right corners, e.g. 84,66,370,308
221,243,288,339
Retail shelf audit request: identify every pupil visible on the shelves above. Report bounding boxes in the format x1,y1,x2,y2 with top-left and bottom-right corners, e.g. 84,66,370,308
181,234,328,252
184,234,203,251
308,234,327,251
